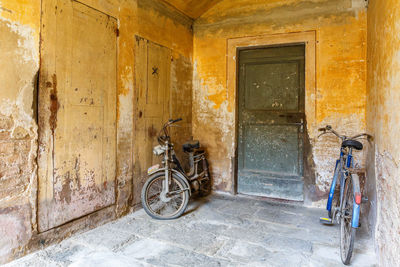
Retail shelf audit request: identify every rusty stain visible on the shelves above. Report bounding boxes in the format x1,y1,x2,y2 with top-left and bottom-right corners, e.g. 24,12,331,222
74,156,81,188
147,125,157,137
49,74,59,135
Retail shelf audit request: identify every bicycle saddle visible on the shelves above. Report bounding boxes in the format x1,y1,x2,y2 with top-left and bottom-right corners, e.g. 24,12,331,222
342,139,363,150
183,140,200,152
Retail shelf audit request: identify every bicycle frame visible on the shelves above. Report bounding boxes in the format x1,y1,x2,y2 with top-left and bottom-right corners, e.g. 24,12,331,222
326,147,361,228
149,118,210,196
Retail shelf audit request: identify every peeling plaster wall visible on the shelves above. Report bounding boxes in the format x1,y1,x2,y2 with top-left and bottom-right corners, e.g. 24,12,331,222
0,0,193,264
192,0,367,205
367,0,400,265
0,0,40,262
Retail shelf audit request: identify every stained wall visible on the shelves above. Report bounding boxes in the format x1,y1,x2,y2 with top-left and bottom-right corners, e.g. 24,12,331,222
192,0,368,205
366,0,400,265
0,0,193,263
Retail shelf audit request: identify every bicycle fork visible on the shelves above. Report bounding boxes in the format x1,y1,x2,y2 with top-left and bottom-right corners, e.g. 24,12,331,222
161,142,172,202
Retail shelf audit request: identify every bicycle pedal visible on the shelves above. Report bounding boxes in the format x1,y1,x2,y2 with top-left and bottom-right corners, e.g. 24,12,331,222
319,217,334,225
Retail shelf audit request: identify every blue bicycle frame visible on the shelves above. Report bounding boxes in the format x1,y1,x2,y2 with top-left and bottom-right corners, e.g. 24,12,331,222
326,148,361,228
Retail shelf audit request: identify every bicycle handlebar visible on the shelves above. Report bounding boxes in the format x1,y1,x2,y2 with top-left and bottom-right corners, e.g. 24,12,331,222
158,118,183,145
318,125,373,141
169,118,182,123
318,125,344,140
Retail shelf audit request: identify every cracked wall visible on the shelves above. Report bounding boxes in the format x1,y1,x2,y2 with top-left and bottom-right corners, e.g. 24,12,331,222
367,0,400,265
0,0,193,264
192,0,367,206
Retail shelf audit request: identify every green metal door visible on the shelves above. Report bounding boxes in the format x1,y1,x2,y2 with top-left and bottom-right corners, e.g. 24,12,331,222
237,45,305,201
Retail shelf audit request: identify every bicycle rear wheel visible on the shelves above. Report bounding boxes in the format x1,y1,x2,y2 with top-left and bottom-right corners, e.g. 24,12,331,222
340,176,356,265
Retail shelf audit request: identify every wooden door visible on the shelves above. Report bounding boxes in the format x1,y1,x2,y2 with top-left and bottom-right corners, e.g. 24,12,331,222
237,45,305,201
133,36,171,205
38,0,118,231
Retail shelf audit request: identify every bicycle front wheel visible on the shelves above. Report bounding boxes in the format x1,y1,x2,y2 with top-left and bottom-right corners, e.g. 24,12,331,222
340,176,356,265
141,173,189,220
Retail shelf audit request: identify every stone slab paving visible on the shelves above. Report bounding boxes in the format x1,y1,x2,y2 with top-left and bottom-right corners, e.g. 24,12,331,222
4,194,377,267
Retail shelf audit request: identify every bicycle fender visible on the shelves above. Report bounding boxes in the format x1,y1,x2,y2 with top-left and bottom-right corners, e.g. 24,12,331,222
148,168,191,196
351,173,361,228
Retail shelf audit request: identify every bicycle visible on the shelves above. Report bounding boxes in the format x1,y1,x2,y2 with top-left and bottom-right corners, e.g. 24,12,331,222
141,118,211,220
318,125,372,265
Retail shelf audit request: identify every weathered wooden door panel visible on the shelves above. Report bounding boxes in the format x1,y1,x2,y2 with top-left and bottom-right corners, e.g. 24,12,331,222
237,45,305,201
38,0,117,231
133,37,171,205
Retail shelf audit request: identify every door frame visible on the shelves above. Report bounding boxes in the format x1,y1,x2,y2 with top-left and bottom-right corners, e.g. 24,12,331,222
227,31,316,195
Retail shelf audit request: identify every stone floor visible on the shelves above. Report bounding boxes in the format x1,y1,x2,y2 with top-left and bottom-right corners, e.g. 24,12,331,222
5,194,376,267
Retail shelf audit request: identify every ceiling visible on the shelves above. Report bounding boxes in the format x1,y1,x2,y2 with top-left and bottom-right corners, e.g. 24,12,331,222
161,0,222,19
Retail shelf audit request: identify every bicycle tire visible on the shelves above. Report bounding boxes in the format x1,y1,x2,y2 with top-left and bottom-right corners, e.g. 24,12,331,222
340,176,356,265
141,172,189,220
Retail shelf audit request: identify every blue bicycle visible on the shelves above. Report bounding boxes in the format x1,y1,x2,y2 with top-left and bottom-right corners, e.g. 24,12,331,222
318,125,372,265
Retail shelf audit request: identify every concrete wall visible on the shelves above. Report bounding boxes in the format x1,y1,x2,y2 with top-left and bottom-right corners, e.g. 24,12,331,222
192,0,367,205
366,0,400,265
0,0,193,263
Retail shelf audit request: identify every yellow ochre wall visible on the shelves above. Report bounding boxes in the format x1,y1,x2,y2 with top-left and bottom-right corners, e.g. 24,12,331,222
0,0,193,263
192,0,368,205
367,0,400,265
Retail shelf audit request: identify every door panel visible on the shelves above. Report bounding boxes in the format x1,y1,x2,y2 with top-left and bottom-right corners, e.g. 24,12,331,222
245,62,300,111
38,0,118,232
243,125,300,175
133,37,171,205
237,45,305,201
